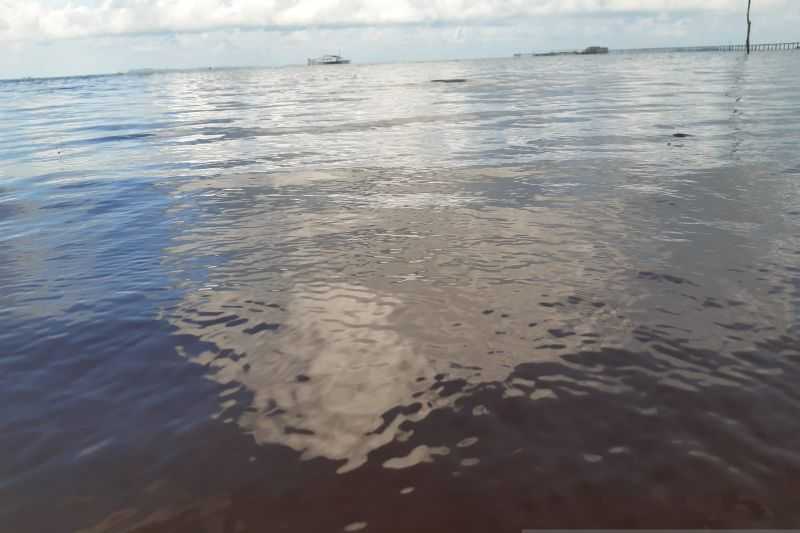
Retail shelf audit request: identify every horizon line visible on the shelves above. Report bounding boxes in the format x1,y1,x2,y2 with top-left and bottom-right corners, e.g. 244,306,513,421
3,40,796,82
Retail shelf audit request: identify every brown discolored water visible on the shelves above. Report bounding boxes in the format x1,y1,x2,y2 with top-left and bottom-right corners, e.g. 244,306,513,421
2,52,800,532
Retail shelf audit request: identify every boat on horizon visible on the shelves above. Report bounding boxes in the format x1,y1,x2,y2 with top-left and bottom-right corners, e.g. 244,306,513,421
307,54,351,65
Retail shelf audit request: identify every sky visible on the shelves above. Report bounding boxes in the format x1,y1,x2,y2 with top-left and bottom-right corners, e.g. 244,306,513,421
1,0,798,78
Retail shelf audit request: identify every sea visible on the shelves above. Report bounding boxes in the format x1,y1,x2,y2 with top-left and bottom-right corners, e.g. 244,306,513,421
2,51,800,532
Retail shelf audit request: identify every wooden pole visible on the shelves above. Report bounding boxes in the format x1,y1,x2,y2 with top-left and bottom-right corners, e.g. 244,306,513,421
746,0,752,54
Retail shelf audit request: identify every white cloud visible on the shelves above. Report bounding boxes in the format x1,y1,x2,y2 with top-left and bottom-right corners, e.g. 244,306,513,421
2,0,797,77
0,0,792,41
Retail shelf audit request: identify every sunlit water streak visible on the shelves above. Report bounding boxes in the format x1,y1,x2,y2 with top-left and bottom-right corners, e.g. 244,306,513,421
2,52,800,532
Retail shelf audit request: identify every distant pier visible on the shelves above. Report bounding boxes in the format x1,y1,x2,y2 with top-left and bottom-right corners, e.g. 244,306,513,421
616,42,800,54
514,42,800,58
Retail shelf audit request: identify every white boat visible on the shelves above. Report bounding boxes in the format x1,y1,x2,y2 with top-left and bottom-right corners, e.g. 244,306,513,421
307,54,351,65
